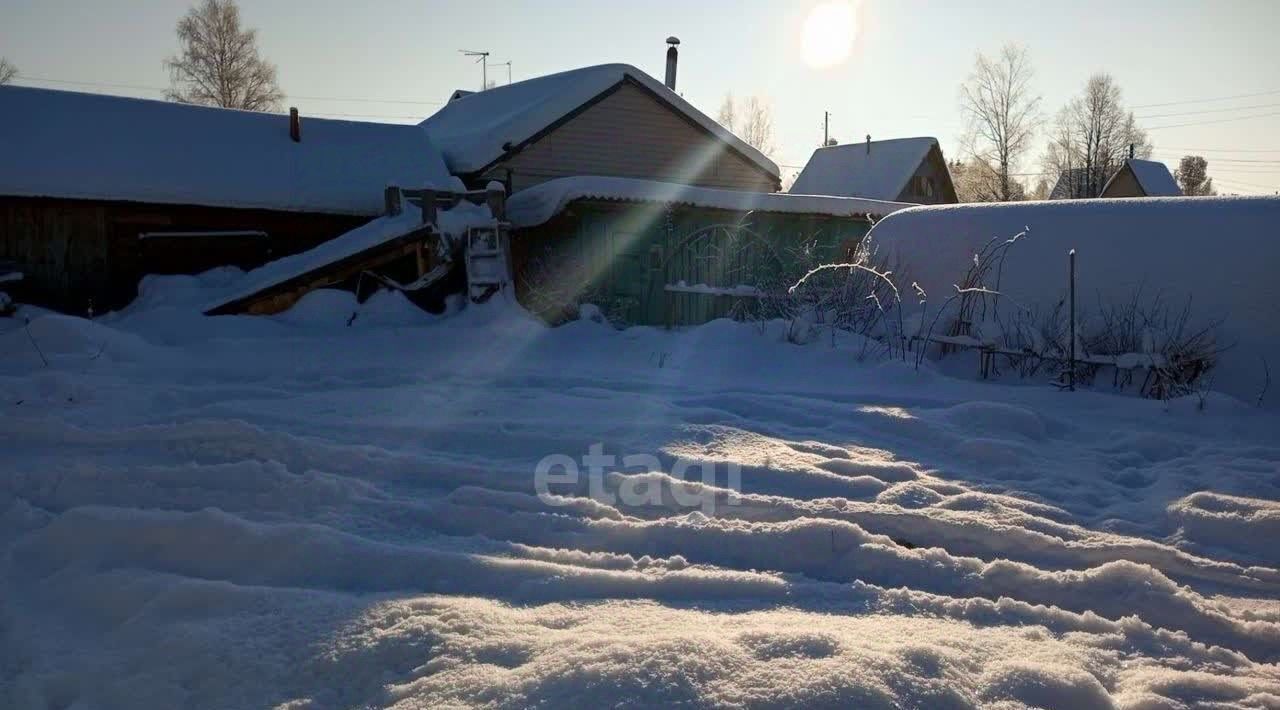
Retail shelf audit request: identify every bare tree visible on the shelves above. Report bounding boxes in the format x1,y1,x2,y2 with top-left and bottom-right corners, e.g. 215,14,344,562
740,96,776,158
1041,74,1151,198
959,44,1041,201
1175,155,1216,196
164,0,283,111
0,58,17,85
717,94,736,131
952,157,1025,202
716,93,776,158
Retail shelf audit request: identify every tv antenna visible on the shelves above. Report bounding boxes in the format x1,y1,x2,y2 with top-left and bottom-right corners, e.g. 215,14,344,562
493,60,512,85
459,49,490,89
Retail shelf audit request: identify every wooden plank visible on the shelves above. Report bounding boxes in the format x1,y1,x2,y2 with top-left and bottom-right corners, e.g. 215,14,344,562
204,228,433,316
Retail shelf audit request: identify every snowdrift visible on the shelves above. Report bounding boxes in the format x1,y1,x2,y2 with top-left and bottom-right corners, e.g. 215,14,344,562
867,196,1280,405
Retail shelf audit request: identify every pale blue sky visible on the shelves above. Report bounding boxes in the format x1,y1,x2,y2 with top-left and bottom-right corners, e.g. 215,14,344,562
3,0,1279,193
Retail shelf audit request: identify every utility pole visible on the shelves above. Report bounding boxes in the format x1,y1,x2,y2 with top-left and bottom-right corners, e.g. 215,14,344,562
460,49,490,90
823,111,830,147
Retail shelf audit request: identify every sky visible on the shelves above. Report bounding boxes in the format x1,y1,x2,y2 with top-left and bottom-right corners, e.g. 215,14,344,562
2,0,1279,194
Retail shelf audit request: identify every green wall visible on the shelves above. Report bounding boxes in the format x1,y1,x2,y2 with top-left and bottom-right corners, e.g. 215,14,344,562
514,200,874,327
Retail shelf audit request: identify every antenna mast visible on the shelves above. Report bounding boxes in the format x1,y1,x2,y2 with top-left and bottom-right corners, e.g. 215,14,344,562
459,49,491,89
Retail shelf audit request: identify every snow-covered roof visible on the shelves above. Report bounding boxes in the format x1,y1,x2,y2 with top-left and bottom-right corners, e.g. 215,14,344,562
866,196,1280,404
789,137,940,200
1106,159,1181,197
419,64,779,180
1048,168,1091,200
0,85,452,215
505,176,912,228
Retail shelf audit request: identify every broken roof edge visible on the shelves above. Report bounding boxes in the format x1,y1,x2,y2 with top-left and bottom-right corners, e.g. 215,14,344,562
505,176,914,229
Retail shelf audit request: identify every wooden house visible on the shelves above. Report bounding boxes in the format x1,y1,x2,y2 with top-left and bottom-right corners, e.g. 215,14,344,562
0,85,452,312
418,64,781,194
789,137,957,204
505,176,910,326
1100,159,1182,198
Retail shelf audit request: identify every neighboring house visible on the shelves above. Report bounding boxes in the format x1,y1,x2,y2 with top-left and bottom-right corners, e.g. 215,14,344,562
1048,168,1095,200
1101,159,1182,198
1049,160,1181,200
506,176,910,326
419,63,780,194
0,85,450,312
789,137,957,204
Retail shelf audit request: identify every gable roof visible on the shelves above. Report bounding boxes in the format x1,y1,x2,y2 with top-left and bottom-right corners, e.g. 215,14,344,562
1105,159,1181,197
505,176,912,228
1049,168,1092,200
0,85,452,215
789,137,940,200
419,63,778,180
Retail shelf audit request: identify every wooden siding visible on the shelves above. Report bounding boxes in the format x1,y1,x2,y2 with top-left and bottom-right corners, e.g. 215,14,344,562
482,82,778,194
512,201,872,327
0,196,367,312
1100,166,1144,198
895,145,958,204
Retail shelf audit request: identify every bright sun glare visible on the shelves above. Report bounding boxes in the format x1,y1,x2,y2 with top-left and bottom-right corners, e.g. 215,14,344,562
801,1,857,69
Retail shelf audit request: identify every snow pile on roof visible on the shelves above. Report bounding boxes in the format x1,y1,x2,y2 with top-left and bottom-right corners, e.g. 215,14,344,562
0,85,451,215
506,176,911,228
419,64,778,179
867,196,1280,404
789,137,938,200
1115,159,1182,197
4,279,1280,706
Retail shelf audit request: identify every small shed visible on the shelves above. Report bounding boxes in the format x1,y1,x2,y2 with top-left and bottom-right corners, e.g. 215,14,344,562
1101,159,1182,198
0,85,450,312
506,176,911,326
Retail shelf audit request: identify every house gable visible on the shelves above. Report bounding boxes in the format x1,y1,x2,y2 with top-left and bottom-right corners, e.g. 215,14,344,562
479,79,779,193
894,144,957,204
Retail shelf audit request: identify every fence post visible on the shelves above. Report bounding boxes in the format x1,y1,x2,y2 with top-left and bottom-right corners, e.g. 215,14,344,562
1068,248,1076,392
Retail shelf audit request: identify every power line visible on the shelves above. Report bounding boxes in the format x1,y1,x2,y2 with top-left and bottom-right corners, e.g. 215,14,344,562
1130,88,1280,109
1145,110,1280,131
1149,151,1280,164
1155,145,1280,154
1135,101,1280,120
13,74,444,108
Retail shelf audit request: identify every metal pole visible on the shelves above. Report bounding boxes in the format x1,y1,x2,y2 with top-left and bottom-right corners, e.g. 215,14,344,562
1068,248,1076,391
823,111,829,146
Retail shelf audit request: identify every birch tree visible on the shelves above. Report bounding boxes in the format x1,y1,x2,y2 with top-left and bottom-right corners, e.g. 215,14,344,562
1042,74,1151,198
164,0,284,111
959,44,1041,201
717,93,776,158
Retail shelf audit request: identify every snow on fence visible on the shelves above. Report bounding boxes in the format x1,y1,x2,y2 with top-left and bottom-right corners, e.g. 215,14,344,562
865,196,1280,406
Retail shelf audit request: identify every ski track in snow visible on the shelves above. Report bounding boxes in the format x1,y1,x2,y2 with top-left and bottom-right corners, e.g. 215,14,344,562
2,279,1279,709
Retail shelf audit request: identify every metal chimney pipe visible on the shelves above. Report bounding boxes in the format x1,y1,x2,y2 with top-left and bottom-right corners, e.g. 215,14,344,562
289,107,301,143
664,37,680,90
866,134,871,155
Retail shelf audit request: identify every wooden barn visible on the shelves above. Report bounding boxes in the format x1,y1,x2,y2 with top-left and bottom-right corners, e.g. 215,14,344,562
505,176,910,326
0,85,452,313
419,63,781,194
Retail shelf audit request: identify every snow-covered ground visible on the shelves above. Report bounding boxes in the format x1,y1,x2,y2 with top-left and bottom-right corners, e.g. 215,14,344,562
3,272,1279,709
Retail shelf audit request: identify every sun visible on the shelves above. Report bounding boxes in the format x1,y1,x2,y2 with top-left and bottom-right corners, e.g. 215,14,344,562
801,1,857,69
